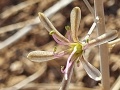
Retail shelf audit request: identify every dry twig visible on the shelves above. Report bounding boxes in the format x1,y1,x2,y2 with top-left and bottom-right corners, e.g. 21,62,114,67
2,63,47,90
0,0,41,19
22,83,101,90
111,76,120,90
0,19,35,34
83,0,94,15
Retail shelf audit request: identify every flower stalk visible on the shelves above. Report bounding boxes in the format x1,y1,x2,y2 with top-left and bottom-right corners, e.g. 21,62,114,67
59,61,75,90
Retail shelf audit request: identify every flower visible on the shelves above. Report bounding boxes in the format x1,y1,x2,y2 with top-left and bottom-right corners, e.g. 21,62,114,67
27,7,117,81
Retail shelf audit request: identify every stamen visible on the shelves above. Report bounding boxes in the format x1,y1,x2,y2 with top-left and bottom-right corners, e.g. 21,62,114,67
76,59,80,67
64,46,77,80
65,25,70,31
53,46,57,53
65,25,73,42
61,66,65,73
83,22,96,42
54,51,65,58
52,34,68,45
49,30,55,35
65,30,73,42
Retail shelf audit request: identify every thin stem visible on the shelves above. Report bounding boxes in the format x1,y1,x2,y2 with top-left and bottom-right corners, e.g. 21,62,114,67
111,76,120,90
83,0,94,15
59,61,75,90
3,63,47,90
94,0,110,90
83,22,96,41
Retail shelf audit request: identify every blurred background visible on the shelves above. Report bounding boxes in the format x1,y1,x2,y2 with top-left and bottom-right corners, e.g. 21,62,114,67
0,0,120,90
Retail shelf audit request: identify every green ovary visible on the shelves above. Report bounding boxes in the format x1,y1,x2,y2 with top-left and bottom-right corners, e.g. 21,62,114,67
70,43,83,55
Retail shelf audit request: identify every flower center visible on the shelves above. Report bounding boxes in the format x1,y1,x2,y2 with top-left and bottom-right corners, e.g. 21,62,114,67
70,43,83,55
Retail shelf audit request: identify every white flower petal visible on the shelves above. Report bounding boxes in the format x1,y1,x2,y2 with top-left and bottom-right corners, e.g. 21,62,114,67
27,51,56,62
38,13,69,43
70,7,81,42
81,57,101,81
87,30,118,48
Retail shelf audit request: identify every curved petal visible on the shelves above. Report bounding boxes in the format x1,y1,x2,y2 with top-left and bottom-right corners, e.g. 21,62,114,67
38,13,69,43
81,56,101,81
27,51,55,62
84,30,118,49
70,7,81,42
108,38,120,48
27,51,65,62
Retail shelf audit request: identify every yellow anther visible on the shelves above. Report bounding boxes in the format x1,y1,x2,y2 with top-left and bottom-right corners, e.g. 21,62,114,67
65,25,70,31
86,38,89,43
61,66,64,69
49,30,55,35
53,46,57,52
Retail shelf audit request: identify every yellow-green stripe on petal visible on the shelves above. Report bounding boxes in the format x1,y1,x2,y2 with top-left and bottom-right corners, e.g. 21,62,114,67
70,7,81,42
27,51,56,62
87,30,118,48
38,13,69,43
